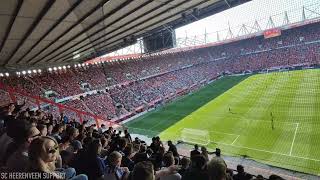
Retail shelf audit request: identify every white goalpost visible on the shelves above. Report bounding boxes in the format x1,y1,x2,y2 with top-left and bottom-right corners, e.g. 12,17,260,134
181,128,210,145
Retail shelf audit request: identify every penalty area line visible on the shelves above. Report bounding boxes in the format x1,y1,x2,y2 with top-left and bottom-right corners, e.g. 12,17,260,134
208,130,240,137
289,123,299,156
212,139,320,162
231,135,240,145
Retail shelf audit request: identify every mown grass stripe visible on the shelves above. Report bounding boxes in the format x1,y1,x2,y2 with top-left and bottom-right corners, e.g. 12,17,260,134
125,70,320,175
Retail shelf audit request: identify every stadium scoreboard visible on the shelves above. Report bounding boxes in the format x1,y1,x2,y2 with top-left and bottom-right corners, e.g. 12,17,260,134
264,28,281,39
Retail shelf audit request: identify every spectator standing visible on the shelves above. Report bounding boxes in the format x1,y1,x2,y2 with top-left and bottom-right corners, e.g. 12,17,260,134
124,129,132,143
190,144,200,159
201,146,209,162
167,140,179,158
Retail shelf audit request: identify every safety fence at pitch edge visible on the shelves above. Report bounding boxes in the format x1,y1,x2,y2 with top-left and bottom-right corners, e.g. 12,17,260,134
126,127,182,143
0,82,117,128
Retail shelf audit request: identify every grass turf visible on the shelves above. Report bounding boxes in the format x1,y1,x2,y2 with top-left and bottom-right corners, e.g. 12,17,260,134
125,69,320,175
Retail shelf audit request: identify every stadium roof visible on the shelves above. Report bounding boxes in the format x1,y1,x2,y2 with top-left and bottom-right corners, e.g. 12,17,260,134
0,0,250,70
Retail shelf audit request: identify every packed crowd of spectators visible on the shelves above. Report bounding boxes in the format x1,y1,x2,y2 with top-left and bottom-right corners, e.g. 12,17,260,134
0,102,286,180
0,90,11,107
0,22,320,122
80,95,117,120
0,22,319,180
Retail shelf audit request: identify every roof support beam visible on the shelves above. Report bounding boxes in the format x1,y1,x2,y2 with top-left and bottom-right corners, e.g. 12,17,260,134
21,0,111,64
2,0,55,65
0,0,23,53
28,0,133,64
224,0,231,7
90,0,213,60
44,0,183,64
15,0,84,64
26,0,132,64
95,0,241,59
41,0,157,63
56,0,211,63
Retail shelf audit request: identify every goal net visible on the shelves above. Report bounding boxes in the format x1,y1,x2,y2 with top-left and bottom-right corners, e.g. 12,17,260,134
181,128,210,145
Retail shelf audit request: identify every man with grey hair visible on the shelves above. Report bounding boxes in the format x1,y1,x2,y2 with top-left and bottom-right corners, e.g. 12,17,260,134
207,157,232,180
104,151,129,180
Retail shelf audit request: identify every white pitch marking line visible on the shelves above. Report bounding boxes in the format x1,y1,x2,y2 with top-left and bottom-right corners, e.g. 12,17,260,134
231,135,240,145
212,141,320,162
209,130,240,136
289,123,299,156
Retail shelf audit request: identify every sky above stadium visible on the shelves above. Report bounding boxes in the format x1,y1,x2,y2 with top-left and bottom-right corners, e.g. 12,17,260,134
104,0,319,57
175,0,319,38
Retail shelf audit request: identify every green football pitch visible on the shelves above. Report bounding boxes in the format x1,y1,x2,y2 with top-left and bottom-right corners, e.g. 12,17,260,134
125,69,320,175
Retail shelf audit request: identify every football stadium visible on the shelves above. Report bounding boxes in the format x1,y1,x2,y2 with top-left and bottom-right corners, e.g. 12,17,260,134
0,0,319,179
